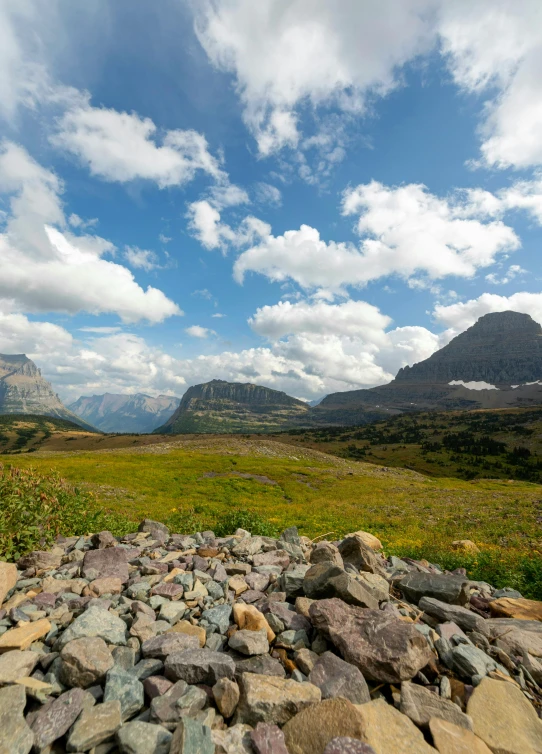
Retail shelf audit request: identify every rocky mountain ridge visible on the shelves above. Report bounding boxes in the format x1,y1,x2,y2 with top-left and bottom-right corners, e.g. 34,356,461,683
69,393,180,434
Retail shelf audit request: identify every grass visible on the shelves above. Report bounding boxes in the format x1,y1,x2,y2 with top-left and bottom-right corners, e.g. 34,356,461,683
3,437,542,597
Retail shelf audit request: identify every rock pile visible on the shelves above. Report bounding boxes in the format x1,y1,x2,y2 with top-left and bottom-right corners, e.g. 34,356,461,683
0,520,541,753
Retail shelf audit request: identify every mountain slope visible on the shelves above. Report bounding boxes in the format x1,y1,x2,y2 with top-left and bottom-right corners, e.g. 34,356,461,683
69,393,180,433
0,354,96,431
156,379,310,433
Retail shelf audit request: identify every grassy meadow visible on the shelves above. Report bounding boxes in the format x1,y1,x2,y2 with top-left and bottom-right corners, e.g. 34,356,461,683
3,435,542,597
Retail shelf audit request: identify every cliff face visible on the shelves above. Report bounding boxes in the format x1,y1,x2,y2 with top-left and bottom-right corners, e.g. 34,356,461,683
0,354,95,430
156,379,310,434
69,393,180,433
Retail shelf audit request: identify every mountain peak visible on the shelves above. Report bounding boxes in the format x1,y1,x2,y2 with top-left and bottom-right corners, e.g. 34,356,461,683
468,310,541,334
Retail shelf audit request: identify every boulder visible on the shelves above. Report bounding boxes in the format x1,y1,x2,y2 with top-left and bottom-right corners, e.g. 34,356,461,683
56,605,127,649
337,536,385,575
354,699,437,753
398,573,471,606
141,632,199,660
488,597,542,621
303,563,379,609
59,636,114,688
400,681,473,730
66,700,122,752
419,597,490,636
428,718,492,754
282,698,366,754
82,547,129,583
251,722,290,754
18,549,63,571
310,598,433,683
345,531,383,551
165,648,236,685
104,667,144,721
235,672,321,726
229,627,270,656
30,688,88,750
451,540,480,554
0,685,33,754
138,518,170,541
213,677,240,718
309,651,370,704
0,649,39,683
310,542,344,568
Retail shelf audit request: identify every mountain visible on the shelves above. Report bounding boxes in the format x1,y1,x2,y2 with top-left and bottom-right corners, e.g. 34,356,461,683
0,354,96,431
69,393,181,433
316,311,542,421
155,379,310,433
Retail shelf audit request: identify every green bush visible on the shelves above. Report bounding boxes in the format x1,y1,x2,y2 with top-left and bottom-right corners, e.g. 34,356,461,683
0,462,134,560
213,508,279,538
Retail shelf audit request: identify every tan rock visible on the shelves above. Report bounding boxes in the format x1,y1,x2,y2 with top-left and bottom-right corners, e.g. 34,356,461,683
429,718,492,754
42,576,87,595
14,676,53,702
0,562,17,607
451,540,480,554
229,575,248,596
2,592,29,610
213,677,240,718
295,597,315,618
236,672,321,726
159,551,184,563
355,699,437,754
233,603,275,642
0,650,40,683
489,597,542,621
283,698,366,754
346,531,383,551
467,677,542,754
166,620,206,647
85,577,123,597
0,618,51,652
162,567,184,583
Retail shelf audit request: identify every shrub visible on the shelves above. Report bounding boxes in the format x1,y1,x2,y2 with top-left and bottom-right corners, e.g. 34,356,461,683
213,508,279,538
0,462,133,560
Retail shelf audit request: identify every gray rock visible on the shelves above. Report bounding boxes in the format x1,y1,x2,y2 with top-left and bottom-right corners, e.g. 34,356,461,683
310,598,433,683
278,564,311,598
303,563,379,609
141,632,199,660
117,720,172,753
251,722,290,754
201,604,232,634
176,685,208,715
235,654,286,679
493,587,523,599
165,648,236,685
419,597,490,636
150,680,188,726
169,717,214,754
398,572,471,605
310,542,344,568
18,549,62,571
0,649,39,683
0,685,33,754
66,700,122,752
104,667,144,720
112,645,137,670
138,518,170,541
55,605,128,649
131,657,164,680
30,688,88,750
400,680,473,730
59,636,114,688
229,627,270,656
452,644,498,679
82,547,129,583
337,536,385,575
280,526,301,545
294,648,319,675
308,651,370,704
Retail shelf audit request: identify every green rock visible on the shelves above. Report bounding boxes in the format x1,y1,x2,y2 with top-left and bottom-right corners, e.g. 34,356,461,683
169,717,214,754
104,667,144,721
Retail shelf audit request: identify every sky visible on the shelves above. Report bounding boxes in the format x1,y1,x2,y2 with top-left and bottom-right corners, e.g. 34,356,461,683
1,0,542,404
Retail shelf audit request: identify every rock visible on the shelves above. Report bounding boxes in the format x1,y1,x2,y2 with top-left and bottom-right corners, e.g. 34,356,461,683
398,573,471,606
303,563,379,609
202,604,232,634
236,672,321,726
167,619,207,647
467,676,542,754
141,632,199,660
400,681,473,730
294,648,319,675
337,536,385,575
87,576,123,597
229,627,270,656
104,667,144,720
429,718,492,754
355,698,437,754
235,654,286,679
233,603,275,642
324,740,376,754
345,531,383,551
91,530,118,548
56,605,127,649
212,722,254,754
0,562,17,607
452,645,498,679
18,549,63,570
356,572,389,603
169,717,214,754
310,598,433,683
30,688,88,750
117,720,173,753
60,636,114,688
419,597,490,636
310,543,344,568
150,680,189,726
279,565,311,598
165,648,236,685
229,575,249,596
0,649,39,683
143,675,173,699
138,518,170,541
253,550,291,569
309,651,370,704
451,540,480,554
282,698,366,754
82,547,129,583
251,722,289,754
0,685,33,754
66,700,122,752
0,617,51,651
42,575,87,594
213,677,240,718
489,597,542,621
486,620,542,657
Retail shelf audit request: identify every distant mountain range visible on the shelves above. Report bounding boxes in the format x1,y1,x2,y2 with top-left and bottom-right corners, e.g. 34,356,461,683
69,393,180,433
0,354,96,431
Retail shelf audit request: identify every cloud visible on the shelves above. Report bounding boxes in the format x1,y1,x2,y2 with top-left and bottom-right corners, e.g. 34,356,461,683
185,325,216,338
485,264,526,285
439,0,542,169
79,326,122,334
192,289,214,300
159,233,172,244
0,141,181,323
255,182,282,207
124,246,160,271
211,313,226,318
187,200,271,251
51,98,226,187
433,291,542,332
192,0,436,156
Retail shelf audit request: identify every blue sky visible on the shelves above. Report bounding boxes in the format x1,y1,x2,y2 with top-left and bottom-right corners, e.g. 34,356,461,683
1,0,542,402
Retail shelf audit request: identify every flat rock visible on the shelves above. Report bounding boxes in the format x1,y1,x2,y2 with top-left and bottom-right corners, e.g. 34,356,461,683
60,636,114,688
30,688,88,750
310,598,433,683
235,653,286,679
236,672,321,726
429,718,492,754
486,619,542,657
0,562,17,607
251,722,289,754
253,550,291,569
400,681,473,730
0,649,39,683
398,573,470,606
419,597,490,636
304,563,379,609
56,605,127,649
165,648,236,685
141,632,199,660
489,597,542,621
354,699,437,754
467,677,542,754
309,651,370,705
229,627,270,656
82,547,129,583
0,617,51,652
167,619,206,647
0,685,33,754
452,645,497,679
282,698,366,754
104,667,144,721
117,720,173,754
87,576,123,597
66,700,122,752
18,549,63,571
